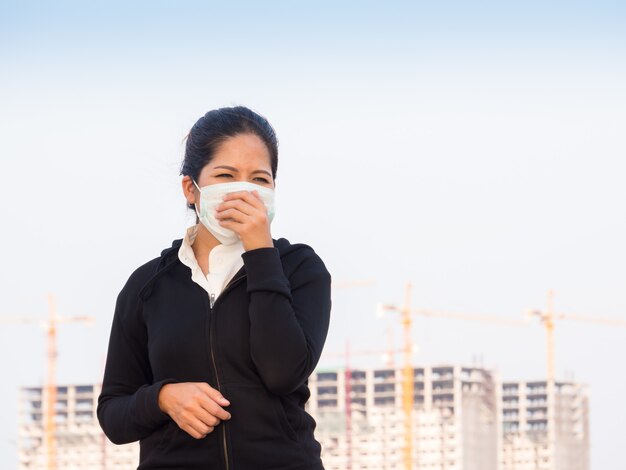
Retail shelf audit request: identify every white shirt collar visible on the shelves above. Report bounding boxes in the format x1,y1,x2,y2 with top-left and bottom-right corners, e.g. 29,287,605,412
178,224,245,296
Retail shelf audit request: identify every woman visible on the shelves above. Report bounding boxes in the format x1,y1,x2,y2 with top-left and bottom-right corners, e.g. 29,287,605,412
97,106,332,470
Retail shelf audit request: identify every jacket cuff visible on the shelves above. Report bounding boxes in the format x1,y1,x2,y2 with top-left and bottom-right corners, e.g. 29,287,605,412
134,378,177,428
241,247,292,299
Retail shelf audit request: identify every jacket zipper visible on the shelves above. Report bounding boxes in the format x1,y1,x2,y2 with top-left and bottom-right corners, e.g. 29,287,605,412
208,295,229,470
208,273,246,470
208,314,229,470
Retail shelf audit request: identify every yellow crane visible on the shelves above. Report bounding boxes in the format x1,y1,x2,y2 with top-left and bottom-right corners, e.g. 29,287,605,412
527,289,626,389
1,294,94,470
377,282,419,470
526,289,626,466
378,283,534,470
379,285,626,470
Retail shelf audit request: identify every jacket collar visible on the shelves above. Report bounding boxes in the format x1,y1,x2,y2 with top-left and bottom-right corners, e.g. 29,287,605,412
139,236,300,300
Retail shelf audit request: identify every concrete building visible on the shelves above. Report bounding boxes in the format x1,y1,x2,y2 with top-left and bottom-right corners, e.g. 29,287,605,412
501,380,589,470
17,384,138,470
306,365,500,470
16,374,589,470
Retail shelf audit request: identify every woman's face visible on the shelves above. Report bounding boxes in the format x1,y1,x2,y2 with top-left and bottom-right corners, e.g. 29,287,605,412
183,132,275,207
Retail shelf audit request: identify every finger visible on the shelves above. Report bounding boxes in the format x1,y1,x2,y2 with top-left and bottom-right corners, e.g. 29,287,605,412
196,394,232,421
197,383,230,406
216,200,270,227
215,208,250,224
189,426,214,439
195,408,222,427
203,399,232,421
216,198,256,217
196,384,232,421
188,416,217,438
223,190,265,210
181,422,207,439
245,189,264,204
215,199,248,217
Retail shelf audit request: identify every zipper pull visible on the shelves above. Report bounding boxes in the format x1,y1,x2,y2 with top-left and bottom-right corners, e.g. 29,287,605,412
210,293,216,308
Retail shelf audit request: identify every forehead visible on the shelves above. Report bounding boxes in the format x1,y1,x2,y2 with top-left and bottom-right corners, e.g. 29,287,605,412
209,133,271,168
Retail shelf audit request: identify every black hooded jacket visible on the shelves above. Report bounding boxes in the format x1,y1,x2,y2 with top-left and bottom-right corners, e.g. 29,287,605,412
97,237,332,470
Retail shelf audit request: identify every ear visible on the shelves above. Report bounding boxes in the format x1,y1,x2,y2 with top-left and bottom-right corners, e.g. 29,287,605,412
182,175,197,206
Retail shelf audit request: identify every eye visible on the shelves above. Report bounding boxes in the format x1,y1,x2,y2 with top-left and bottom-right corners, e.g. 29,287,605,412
217,173,233,178
254,177,271,184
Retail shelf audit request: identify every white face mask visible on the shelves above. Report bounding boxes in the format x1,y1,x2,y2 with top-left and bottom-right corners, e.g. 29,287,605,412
193,180,276,245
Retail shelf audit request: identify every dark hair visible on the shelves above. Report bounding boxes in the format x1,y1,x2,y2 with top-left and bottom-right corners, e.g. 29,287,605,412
181,106,278,209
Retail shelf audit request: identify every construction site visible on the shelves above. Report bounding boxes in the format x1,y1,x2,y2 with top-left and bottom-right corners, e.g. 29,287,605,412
8,285,623,470
16,367,588,470
4,2,625,469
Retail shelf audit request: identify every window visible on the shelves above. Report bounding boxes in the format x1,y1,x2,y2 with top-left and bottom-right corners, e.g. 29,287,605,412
317,372,337,382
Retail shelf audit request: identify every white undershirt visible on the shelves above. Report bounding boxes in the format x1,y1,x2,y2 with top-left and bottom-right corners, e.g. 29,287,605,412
178,224,245,305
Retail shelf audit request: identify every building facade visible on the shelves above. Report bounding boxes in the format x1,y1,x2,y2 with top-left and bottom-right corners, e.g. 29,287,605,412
500,380,589,470
306,365,500,470
18,384,138,470
16,372,589,470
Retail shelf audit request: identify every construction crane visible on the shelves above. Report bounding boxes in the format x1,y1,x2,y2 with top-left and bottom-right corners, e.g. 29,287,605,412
0,294,94,470
526,289,626,467
379,286,626,470
377,281,418,470
377,282,529,470
527,289,626,389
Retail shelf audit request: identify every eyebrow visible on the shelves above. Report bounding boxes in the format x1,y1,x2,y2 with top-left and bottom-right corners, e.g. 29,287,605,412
213,165,272,178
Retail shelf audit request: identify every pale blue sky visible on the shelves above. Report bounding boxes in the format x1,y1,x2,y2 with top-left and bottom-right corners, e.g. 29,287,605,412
1,1,625,468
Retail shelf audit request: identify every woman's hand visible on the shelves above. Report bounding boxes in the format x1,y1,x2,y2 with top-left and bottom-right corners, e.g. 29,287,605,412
158,382,231,439
215,190,273,251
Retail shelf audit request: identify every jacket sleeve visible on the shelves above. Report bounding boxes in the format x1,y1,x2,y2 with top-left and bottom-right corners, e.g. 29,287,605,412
242,246,331,395
97,270,176,445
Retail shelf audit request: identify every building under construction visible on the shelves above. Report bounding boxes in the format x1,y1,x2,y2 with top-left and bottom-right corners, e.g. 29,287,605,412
500,380,589,470
307,366,589,470
17,370,589,470
17,383,138,470
308,364,499,470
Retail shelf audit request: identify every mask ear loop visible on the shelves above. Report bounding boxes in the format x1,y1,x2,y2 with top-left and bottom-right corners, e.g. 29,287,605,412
192,179,202,224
